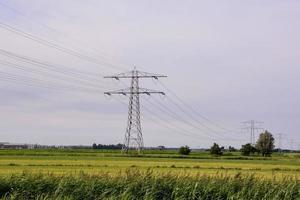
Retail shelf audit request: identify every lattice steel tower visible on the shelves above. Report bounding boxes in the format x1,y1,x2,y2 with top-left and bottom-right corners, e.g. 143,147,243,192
242,120,264,145
104,68,166,153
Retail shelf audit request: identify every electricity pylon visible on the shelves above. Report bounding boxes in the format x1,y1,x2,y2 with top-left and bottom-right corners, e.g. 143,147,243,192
104,68,166,153
276,133,284,153
242,120,264,145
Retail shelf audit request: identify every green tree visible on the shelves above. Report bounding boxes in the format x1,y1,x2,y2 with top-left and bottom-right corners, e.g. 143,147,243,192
210,143,223,156
228,146,237,152
241,143,257,156
256,130,275,157
178,145,191,155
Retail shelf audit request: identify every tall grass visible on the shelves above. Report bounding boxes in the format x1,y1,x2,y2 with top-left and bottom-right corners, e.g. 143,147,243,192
0,170,299,200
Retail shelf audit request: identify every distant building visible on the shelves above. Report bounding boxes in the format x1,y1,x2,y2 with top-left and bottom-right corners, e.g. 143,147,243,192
157,146,166,150
0,142,34,149
0,142,9,149
0,142,91,149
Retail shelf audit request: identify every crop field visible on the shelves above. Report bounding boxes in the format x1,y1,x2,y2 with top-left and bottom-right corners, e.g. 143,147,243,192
0,149,300,199
0,149,300,178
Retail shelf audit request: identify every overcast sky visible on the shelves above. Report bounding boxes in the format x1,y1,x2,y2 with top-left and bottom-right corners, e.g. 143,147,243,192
0,0,299,149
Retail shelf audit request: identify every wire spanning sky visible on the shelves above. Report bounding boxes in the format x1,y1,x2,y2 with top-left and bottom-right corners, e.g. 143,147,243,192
0,0,299,149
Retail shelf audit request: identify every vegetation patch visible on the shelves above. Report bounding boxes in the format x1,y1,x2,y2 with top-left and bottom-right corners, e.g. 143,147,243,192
0,170,299,200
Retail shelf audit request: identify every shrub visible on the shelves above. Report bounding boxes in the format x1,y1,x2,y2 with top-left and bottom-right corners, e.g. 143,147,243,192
178,146,191,155
241,143,257,156
210,143,224,156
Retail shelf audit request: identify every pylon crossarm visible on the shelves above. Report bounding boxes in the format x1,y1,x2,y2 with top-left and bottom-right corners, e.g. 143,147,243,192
104,88,165,96
104,70,167,79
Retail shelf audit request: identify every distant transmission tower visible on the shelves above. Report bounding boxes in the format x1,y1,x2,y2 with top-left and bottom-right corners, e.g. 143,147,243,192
242,120,264,145
289,139,294,151
104,68,166,153
276,133,284,153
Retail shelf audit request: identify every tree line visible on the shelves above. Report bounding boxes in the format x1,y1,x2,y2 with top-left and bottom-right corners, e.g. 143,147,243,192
92,143,123,150
92,130,277,157
179,130,276,157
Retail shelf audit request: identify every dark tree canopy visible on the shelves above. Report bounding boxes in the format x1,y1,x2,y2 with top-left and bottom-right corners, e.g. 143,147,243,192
228,146,237,152
92,143,123,150
178,145,191,155
241,143,257,156
255,131,275,157
210,143,224,156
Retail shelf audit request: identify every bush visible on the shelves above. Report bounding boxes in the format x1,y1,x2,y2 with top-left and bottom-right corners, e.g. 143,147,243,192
228,146,237,152
241,143,257,156
210,143,224,156
178,146,191,155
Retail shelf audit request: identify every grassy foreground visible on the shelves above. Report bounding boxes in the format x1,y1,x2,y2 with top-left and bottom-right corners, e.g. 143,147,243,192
0,170,299,200
0,149,300,199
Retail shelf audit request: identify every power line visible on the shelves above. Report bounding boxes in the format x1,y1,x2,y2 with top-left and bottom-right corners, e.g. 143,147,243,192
157,80,242,134
0,60,106,90
0,49,105,78
0,1,63,36
141,96,242,143
108,79,226,140
109,78,219,140
110,96,200,140
113,79,243,142
0,49,116,87
148,84,244,140
116,79,244,143
144,95,242,141
0,22,128,71
141,102,217,141
0,70,101,94
0,1,133,70
163,95,244,139
112,95,226,142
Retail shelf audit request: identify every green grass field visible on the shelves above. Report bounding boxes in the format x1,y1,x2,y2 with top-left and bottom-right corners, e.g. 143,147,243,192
0,149,300,178
0,149,299,199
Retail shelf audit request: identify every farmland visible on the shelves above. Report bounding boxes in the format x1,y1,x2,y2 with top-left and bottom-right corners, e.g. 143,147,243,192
0,149,300,177
0,149,299,199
